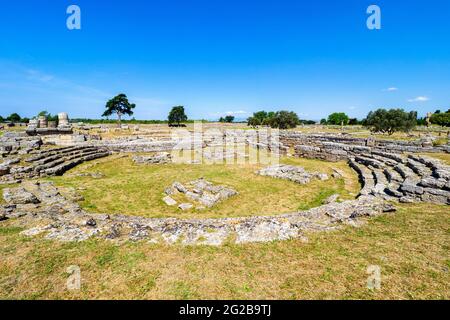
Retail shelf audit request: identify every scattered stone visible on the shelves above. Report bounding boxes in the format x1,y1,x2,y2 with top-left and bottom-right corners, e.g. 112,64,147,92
164,178,238,208
0,164,10,176
399,196,415,203
324,194,339,204
133,152,172,164
178,203,194,211
332,168,345,179
172,181,187,193
85,218,97,227
163,196,177,206
3,187,40,204
257,164,329,184
76,172,104,179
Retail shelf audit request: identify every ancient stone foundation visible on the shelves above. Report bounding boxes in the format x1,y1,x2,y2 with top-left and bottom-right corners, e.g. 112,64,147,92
1,128,449,245
1,181,394,245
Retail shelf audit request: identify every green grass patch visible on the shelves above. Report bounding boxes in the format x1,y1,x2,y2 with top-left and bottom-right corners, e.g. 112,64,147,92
0,202,448,299
47,155,359,219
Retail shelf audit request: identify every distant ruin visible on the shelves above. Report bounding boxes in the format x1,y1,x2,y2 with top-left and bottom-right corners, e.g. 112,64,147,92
26,112,73,136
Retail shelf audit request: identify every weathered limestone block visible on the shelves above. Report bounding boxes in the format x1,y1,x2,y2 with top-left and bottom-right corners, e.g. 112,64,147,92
3,187,40,204
0,164,10,176
163,196,177,206
258,164,328,184
165,178,237,209
178,203,194,211
132,152,172,164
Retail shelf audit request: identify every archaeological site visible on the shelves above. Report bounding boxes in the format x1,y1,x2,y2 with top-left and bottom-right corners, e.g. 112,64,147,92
1,118,448,246
1,1,449,303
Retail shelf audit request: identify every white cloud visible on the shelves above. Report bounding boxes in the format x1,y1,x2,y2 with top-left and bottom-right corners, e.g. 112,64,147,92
349,106,357,110
408,96,430,102
383,87,398,92
213,110,249,117
225,110,249,115
25,69,55,82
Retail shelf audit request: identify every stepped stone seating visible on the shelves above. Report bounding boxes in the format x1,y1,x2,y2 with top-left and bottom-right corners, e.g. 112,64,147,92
0,132,43,156
348,151,449,205
1,145,111,182
283,132,449,156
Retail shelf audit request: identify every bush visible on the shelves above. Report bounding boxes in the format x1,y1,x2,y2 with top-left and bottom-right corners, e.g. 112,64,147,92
247,110,300,129
7,113,21,123
430,112,450,127
267,111,300,129
327,112,349,125
363,108,417,135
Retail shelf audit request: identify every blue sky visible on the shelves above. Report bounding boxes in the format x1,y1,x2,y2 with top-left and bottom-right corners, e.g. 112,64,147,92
0,0,449,120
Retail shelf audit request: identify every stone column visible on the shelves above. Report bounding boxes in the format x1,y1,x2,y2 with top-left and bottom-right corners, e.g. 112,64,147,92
58,112,70,127
38,116,48,128
28,119,39,129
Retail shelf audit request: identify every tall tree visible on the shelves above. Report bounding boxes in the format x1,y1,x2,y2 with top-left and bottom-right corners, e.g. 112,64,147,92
168,106,188,126
103,94,136,127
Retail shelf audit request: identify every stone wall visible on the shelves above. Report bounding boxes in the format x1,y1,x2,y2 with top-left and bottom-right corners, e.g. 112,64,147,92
280,132,449,161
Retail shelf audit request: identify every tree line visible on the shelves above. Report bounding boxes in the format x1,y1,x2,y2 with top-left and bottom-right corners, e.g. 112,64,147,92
0,111,60,125
246,108,450,133
2,92,450,134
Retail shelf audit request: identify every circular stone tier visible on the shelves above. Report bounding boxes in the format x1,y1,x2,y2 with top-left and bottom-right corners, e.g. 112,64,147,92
1,180,394,245
1,129,449,245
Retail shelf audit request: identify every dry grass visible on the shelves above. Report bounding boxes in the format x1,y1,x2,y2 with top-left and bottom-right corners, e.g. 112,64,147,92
422,153,450,165
46,155,359,219
0,202,448,299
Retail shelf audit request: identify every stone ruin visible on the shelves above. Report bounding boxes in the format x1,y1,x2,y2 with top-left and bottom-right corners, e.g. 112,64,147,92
257,164,329,184
0,180,395,244
26,112,73,136
163,178,238,210
0,127,448,245
1,144,111,184
132,152,172,164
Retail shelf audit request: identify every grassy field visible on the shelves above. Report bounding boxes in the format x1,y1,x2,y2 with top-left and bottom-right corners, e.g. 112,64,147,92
422,153,450,165
47,155,360,219
0,202,448,299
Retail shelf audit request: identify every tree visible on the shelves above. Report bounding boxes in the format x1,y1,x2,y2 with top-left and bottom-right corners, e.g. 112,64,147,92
7,113,21,123
168,106,188,126
327,112,349,126
348,118,359,125
37,111,58,122
224,115,235,123
103,94,136,127
253,111,268,124
430,111,450,127
0,116,4,122
320,118,327,125
267,111,300,129
247,117,260,127
363,108,417,135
